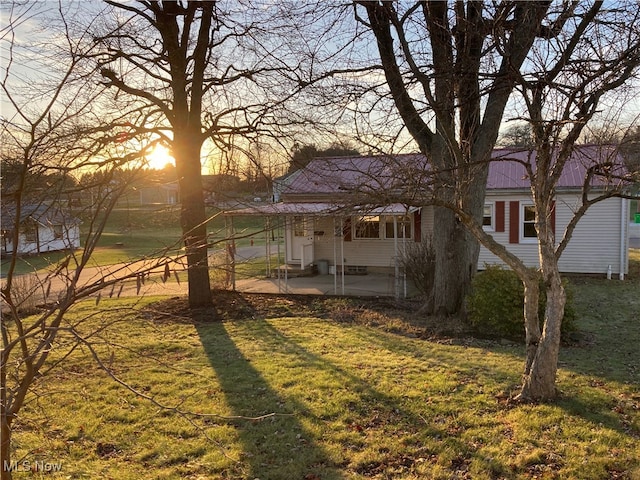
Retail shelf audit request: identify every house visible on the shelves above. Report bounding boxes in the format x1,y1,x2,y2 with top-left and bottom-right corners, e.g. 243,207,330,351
1,203,81,256
226,146,631,280
139,182,180,205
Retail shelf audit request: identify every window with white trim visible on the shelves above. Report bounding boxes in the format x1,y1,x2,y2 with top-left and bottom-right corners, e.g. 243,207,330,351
354,215,380,239
521,204,537,242
293,216,306,237
482,204,494,231
384,215,412,239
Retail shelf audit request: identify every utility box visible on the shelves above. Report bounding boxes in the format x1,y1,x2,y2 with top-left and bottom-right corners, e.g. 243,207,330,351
317,259,329,275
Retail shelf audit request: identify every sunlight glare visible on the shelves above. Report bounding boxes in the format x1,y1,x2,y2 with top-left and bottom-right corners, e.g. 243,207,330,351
146,144,175,170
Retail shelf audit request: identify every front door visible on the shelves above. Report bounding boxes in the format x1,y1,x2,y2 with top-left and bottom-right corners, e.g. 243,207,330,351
289,216,314,267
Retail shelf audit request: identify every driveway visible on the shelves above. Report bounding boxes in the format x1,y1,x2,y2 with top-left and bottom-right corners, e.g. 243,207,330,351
1,245,282,306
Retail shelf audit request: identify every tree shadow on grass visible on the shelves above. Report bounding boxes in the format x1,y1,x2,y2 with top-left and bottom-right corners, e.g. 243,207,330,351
195,319,346,480
192,293,466,478
198,295,529,478
191,289,639,478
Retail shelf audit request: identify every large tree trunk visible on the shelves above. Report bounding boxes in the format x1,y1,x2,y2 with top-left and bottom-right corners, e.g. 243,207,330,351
174,133,213,309
429,136,488,316
431,207,480,315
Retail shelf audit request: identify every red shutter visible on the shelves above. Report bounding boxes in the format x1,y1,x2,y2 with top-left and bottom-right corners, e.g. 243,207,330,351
414,209,422,242
343,217,352,242
509,201,519,244
495,201,505,233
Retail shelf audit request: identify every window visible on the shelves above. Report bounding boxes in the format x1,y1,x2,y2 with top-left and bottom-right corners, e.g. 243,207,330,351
482,204,494,231
1,229,12,250
521,204,537,241
22,222,36,243
384,215,412,239
53,224,64,240
354,215,380,239
293,216,306,237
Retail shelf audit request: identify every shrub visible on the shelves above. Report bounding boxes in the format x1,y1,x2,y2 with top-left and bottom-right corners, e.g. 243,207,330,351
8,273,42,316
400,236,435,296
467,265,576,341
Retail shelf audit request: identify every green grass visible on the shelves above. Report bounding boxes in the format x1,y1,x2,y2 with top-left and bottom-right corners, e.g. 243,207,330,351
9,268,640,479
1,205,270,275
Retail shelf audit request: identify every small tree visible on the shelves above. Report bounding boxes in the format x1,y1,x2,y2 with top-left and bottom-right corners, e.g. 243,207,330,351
0,4,185,476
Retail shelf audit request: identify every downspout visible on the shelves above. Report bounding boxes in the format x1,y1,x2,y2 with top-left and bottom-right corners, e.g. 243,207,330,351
341,217,345,295
333,217,337,295
394,215,399,300
619,197,627,280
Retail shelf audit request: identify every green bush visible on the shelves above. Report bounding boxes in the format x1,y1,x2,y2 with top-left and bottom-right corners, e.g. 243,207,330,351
467,265,576,341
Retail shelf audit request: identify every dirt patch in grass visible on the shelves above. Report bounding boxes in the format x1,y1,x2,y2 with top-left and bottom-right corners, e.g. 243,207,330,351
146,290,474,340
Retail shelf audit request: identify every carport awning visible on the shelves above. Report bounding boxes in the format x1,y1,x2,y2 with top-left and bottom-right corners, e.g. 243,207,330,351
224,202,420,216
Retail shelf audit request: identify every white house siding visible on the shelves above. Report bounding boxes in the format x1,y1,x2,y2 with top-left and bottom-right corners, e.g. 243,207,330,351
420,195,627,275
14,224,80,255
476,193,627,275
555,195,627,275
311,216,414,269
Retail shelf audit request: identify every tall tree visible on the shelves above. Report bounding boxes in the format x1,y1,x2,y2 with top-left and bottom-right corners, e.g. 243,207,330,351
93,1,281,308
415,1,640,401
0,3,174,476
353,2,563,315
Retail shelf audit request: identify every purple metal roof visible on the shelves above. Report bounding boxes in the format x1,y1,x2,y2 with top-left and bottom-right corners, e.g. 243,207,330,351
283,153,430,196
487,146,623,189
283,145,625,195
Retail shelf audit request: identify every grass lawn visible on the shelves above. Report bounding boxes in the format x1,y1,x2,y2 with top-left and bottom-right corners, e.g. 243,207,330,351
9,259,640,479
1,205,270,276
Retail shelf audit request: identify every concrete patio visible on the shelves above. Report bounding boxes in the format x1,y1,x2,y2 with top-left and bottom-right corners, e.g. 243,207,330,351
235,272,417,297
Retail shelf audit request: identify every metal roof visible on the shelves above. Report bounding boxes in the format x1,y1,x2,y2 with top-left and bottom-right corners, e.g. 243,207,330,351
281,145,626,196
1,203,80,229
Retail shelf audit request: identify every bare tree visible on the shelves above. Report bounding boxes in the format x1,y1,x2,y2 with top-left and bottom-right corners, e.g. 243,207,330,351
499,123,534,148
427,2,640,401
90,1,294,308
0,4,188,476
352,1,560,315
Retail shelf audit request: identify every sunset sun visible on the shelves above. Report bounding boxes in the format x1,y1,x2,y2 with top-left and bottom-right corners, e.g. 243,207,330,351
146,144,175,170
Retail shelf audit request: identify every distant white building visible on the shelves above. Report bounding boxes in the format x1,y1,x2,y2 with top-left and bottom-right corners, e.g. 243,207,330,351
1,204,81,255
